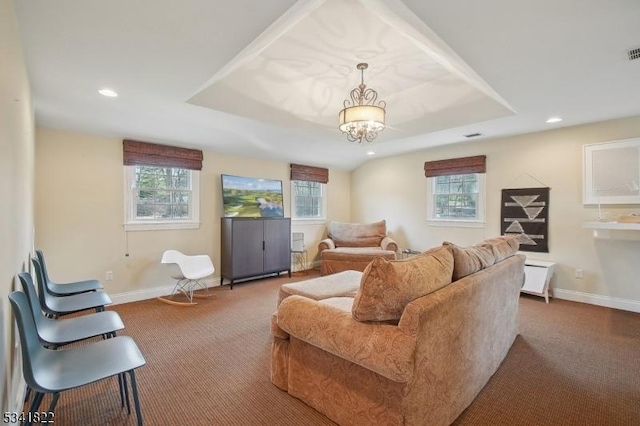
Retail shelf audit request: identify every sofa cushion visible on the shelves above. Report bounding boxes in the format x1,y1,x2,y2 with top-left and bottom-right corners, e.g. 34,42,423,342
352,246,454,322
482,235,520,262
320,249,397,276
443,242,495,281
321,247,397,260
328,220,387,247
278,270,362,306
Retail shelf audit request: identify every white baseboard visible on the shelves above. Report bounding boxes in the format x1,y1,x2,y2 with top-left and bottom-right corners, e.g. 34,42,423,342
110,277,221,305
553,288,640,313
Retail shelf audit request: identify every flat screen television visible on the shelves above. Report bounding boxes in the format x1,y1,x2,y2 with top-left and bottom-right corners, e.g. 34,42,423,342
221,174,284,218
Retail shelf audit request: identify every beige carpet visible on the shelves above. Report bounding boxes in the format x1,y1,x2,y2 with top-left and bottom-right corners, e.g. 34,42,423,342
29,272,640,425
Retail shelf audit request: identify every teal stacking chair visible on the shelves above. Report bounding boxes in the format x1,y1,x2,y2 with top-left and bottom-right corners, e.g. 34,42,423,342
31,257,111,318
17,272,126,407
35,250,103,296
17,272,123,346
8,291,146,426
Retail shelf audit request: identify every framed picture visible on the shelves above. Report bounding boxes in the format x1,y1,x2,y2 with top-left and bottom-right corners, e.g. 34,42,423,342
583,138,640,205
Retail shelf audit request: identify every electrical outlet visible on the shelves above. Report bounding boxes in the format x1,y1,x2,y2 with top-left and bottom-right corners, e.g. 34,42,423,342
106,270,113,281
575,268,583,279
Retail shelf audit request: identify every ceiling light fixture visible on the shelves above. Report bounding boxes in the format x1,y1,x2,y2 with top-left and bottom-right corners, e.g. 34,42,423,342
545,117,562,123
98,88,118,97
339,63,386,143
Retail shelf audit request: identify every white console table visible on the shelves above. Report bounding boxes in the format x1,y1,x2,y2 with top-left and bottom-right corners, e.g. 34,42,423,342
522,259,556,303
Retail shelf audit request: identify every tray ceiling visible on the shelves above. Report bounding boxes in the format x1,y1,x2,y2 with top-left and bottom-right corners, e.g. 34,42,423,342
188,0,515,140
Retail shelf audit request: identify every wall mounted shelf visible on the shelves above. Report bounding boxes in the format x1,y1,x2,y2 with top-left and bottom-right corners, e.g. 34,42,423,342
582,221,640,230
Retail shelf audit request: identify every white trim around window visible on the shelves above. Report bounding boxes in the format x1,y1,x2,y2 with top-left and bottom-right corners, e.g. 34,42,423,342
124,166,200,231
291,180,327,224
426,173,486,228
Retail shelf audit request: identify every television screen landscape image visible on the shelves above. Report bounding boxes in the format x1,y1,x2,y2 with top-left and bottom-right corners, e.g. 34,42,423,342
221,174,284,218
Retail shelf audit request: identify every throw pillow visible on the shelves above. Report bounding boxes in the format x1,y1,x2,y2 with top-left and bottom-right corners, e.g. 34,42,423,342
482,235,520,262
443,242,495,281
352,246,454,322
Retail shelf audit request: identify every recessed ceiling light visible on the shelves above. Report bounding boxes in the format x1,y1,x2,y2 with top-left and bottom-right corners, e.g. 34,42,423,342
545,117,562,123
98,88,118,97
366,151,376,155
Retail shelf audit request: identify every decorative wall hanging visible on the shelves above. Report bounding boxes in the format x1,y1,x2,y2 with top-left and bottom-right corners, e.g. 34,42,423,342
501,187,550,253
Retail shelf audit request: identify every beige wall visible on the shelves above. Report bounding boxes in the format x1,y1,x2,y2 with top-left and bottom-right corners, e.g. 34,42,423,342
35,128,351,295
35,117,640,308
0,0,35,412
352,115,640,307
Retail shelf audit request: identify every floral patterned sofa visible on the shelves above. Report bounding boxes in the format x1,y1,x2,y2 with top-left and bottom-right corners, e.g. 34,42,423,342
318,220,398,275
271,235,524,426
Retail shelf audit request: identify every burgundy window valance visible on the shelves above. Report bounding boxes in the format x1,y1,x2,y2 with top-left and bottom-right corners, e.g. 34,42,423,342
123,139,203,170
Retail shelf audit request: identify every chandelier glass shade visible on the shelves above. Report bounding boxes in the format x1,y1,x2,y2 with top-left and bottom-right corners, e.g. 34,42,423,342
339,63,386,143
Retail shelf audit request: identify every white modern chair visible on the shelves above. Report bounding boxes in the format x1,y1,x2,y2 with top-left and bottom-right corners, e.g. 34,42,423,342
159,250,215,306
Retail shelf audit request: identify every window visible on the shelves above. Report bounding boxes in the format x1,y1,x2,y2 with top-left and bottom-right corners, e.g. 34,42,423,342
290,163,329,223
427,173,485,226
292,180,326,220
125,165,200,230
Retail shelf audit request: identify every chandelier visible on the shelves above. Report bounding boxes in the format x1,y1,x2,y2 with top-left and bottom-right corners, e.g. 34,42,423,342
339,63,386,143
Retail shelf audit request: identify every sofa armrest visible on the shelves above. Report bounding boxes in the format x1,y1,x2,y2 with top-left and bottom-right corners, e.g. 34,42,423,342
270,311,289,339
318,238,335,252
277,295,415,382
381,236,398,252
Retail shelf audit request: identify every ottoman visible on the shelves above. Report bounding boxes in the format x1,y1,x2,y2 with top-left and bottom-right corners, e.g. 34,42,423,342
277,269,363,306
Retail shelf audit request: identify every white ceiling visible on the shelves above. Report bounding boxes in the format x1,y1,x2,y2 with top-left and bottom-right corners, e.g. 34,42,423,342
14,0,640,170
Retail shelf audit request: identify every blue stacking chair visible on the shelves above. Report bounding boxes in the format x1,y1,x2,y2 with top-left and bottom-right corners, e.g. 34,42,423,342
8,291,146,426
36,250,103,296
17,272,127,407
17,272,124,346
31,257,111,318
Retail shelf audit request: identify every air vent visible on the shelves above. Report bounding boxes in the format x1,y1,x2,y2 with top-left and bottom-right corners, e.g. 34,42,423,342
464,133,483,138
628,48,640,61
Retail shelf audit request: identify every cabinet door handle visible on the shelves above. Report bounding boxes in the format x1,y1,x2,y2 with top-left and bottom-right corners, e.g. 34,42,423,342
263,240,265,250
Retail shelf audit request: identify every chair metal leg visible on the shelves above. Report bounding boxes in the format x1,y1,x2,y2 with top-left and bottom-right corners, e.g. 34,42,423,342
128,370,144,426
197,278,208,291
102,330,117,340
118,374,125,407
24,386,31,403
28,391,44,413
170,279,186,298
122,372,131,414
48,392,60,412
26,392,44,426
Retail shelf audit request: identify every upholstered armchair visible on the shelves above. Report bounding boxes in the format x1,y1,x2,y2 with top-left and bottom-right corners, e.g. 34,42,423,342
318,220,398,275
